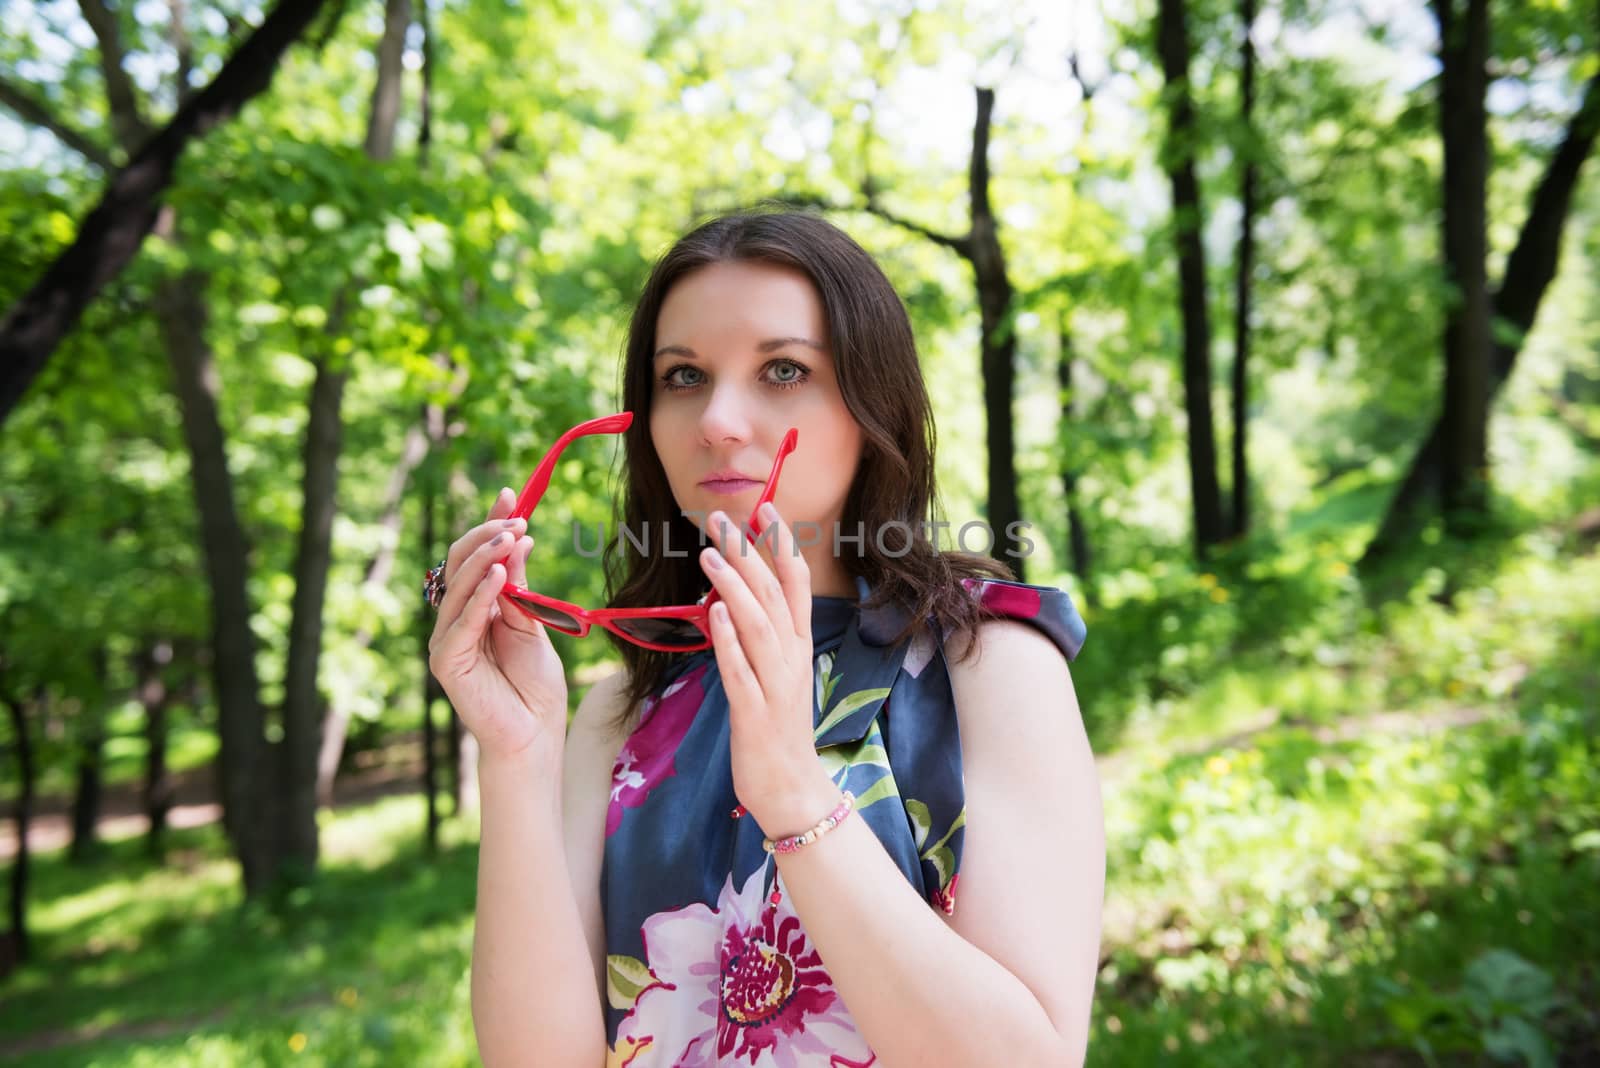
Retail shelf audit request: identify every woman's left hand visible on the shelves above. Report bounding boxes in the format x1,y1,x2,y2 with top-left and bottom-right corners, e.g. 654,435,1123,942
701,502,842,840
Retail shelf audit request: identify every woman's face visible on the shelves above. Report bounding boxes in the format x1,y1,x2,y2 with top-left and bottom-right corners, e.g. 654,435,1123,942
649,260,863,589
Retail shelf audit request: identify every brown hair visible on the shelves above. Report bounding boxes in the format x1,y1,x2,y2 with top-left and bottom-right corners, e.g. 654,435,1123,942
602,207,1012,733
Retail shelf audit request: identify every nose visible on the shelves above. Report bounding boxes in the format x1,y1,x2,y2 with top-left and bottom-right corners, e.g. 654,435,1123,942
697,381,755,447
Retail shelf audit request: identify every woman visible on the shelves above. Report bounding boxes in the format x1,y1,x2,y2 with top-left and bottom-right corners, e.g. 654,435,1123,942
427,210,1104,1066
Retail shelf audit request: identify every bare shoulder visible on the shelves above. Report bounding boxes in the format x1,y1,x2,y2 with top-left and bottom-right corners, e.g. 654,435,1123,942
944,617,1083,745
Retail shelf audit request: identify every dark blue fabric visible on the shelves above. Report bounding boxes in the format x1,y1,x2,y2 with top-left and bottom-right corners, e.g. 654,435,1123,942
597,577,1086,1064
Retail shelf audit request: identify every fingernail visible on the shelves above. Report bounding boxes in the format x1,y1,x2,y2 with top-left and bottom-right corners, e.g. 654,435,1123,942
704,547,724,570
760,502,778,523
491,532,507,545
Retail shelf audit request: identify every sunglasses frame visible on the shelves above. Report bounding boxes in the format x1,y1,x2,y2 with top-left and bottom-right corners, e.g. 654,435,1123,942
496,412,799,652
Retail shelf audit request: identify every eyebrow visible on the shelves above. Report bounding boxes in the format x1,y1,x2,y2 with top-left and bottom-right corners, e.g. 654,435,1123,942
653,337,826,360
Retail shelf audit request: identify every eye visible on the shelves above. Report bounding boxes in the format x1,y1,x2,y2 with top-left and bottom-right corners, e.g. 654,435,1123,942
661,364,706,391
764,360,810,389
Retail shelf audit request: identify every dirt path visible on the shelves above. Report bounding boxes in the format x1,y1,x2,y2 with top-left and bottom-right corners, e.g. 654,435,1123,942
8,704,1494,861
1094,702,1493,786
0,749,433,862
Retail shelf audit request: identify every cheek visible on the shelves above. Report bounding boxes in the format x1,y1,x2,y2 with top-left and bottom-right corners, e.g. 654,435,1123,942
648,417,683,488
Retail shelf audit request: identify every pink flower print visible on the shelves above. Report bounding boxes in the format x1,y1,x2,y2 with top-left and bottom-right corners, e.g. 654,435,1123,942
606,664,708,838
614,866,876,1067
930,872,960,917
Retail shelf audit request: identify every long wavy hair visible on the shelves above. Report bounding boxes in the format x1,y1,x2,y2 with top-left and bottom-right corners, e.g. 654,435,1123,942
602,208,1013,731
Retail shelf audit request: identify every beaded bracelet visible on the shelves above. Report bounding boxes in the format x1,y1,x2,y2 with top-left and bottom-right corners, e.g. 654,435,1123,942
762,791,856,855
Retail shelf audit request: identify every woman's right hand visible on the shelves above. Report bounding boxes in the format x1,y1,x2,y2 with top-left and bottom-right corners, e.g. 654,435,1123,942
428,487,570,762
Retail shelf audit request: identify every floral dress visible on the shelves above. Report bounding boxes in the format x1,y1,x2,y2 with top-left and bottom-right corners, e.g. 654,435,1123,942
601,576,1088,1067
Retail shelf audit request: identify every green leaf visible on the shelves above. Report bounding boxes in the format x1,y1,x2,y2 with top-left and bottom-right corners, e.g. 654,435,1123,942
1482,1016,1553,1068
905,798,931,850
925,844,957,884
813,686,890,740
852,775,900,813
606,954,653,1011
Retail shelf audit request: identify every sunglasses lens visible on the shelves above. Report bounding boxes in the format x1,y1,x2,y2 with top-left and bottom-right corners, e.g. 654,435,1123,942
511,598,582,632
613,617,706,648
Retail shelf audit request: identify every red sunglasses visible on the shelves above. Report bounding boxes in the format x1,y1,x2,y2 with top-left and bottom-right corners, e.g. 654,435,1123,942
497,412,799,651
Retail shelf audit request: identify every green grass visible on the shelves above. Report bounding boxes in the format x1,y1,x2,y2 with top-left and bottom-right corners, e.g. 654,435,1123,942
2,799,484,1067
4,527,1598,1066
1084,530,1600,1066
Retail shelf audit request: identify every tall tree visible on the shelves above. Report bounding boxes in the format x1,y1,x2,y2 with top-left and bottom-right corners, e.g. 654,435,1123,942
2,686,36,973
137,641,179,857
1433,0,1493,531
1157,0,1228,561
0,0,333,423
860,87,1028,579
1362,56,1600,567
232,0,414,882
3,0,410,895
314,0,466,810
1231,0,1259,539
1058,320,1095,598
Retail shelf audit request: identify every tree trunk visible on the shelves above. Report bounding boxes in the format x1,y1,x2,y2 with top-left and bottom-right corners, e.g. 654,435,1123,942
303,0,410,811
67,705,106,865
1361,67,1600,568
278,350,348,873
4,694,35,974
315,424,428,807
1434,0,1493,532
1057,321,1094,601
277,0,410,860
0,0,334,423
1157,0,1227,561
139,642,176,858
853,90,1024,579
421,466,442,852
968,88,1025,581
365,0,410,160
1231,0,1258,541
154,271,273,894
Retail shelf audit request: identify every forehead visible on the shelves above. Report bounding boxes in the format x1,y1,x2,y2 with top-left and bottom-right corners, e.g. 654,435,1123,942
656,261,827,346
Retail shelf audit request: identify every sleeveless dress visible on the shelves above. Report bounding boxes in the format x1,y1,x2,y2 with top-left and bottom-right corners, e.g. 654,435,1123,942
600,576,1088,1067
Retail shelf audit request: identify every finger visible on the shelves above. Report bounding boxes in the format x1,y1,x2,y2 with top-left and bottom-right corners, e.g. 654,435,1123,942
498,537,545,635
436,562,506,670
710,510,793,637
707,600,760,712
446,515,526,582
505,533,534,590
438,529,515,636
701,550,785,700
755,502,810,643
446,486,516,578
486,486,515,523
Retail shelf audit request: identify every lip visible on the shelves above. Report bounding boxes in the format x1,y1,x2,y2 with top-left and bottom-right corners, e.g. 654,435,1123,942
698,468,764,496
701,467,760,483
700,478,763,496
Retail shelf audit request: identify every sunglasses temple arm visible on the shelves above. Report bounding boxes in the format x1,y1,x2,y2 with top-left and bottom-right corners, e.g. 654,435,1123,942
745,427,798,539
511,412,634,518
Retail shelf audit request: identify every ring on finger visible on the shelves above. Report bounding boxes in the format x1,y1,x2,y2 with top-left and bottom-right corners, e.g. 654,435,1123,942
424,558,448,609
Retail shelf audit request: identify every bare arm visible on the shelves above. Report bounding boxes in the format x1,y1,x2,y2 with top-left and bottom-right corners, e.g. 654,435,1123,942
768,620,1105,1066
471,672,629,1067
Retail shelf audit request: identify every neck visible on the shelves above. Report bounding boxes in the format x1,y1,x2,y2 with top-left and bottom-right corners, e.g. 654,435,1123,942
802,541,856,598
